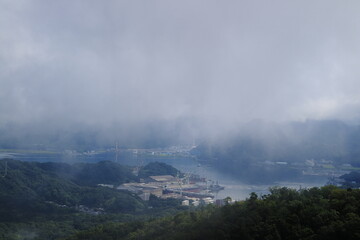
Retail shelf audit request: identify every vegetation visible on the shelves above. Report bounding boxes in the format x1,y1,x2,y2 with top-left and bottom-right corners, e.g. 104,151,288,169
0,160,143,213
339,171,360,188
3,158,360,240
68,186,360,240
138,162,179,178
37,161,137,186
0,159,182,239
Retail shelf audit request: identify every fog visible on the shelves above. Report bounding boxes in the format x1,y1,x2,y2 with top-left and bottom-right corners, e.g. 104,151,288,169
1,0,360,145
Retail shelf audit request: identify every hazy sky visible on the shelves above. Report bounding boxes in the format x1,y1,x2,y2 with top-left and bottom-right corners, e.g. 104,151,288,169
1,0,360,133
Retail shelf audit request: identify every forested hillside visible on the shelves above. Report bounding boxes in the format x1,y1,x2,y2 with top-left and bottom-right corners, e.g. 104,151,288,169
0,159,182,239
37,160,137,186
68,186,360,240
138,162,179,178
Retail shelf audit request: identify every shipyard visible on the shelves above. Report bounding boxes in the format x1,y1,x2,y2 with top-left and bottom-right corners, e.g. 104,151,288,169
116,173,225,205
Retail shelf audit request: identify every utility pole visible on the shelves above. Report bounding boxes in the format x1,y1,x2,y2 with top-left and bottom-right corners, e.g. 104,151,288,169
176,172,183,197
115,142,120,162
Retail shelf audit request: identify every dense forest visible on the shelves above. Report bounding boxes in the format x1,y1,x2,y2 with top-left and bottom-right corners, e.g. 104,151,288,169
138,162,179,179
2,159,360,239
0,159,183,239
67,186,360,240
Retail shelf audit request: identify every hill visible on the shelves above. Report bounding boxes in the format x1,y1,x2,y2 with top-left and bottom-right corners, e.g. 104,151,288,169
67,185,360,240
0,159,145,219
138,161,179,178
37,160,137,186
192,120,360,183
0,159,182,239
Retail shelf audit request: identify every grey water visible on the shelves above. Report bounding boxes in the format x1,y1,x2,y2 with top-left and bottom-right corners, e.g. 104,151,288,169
120,155,327,201
164,159,327,201
1,151,327,201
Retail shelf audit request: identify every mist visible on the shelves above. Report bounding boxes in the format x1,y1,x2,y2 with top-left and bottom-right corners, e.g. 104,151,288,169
1,0,360,146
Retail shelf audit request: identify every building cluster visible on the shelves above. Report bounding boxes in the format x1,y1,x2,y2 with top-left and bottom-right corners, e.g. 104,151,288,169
264,159,355,178
117,174,224,205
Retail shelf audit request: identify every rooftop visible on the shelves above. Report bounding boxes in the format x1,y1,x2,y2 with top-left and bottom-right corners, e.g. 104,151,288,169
149,175,176,182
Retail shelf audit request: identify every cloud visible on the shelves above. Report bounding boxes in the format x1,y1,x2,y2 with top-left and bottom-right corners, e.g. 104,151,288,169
1,0,360,137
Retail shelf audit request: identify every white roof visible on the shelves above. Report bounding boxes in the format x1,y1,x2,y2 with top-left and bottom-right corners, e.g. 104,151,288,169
149,175,176,182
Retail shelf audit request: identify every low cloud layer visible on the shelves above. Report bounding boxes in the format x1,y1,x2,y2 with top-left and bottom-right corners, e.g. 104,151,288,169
1,0,360,138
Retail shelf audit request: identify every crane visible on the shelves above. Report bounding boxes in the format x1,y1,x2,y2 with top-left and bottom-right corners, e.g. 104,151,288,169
176,172,183,197
115,142,120,162
1,161,7,178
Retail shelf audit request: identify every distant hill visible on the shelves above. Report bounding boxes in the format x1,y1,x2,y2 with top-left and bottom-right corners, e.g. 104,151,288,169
138,162,180,178
192,120,360,183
